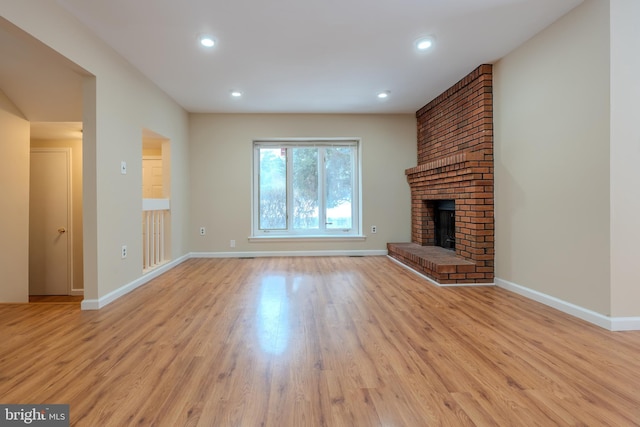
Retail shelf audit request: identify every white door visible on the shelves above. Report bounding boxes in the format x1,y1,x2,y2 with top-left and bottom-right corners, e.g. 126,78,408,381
29,148,71,295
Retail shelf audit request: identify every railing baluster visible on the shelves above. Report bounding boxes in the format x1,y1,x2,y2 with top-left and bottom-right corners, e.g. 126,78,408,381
144,211,150,269
154,211,159,266
142,199,170,272
152,211,157,267
159,212,165,261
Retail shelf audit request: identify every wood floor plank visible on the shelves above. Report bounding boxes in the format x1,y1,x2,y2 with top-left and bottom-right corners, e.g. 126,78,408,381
1,256,640,426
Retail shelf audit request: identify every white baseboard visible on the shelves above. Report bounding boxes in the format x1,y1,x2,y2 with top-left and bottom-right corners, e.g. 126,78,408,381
387,256,495,287
495,278,640,332
191,249,388,258
610,317,640,332
81,254,190,310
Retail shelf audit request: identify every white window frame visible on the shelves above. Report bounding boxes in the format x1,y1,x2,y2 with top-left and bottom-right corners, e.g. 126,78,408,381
251,138,363,240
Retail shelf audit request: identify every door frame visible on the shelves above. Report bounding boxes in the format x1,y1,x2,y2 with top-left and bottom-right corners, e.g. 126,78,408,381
30,147,74,295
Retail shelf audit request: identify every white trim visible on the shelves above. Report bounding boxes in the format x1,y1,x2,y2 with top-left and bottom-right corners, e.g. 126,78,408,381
495,278,640,331
65,148,74,295
610,317,640,332
142,198,170,211
248,235,366,243
192,250,387,258
388,256,495,287
81,254,189,310
254,137,360,145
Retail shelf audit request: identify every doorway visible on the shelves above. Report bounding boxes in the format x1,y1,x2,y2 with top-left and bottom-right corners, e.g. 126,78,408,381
0,18,91,304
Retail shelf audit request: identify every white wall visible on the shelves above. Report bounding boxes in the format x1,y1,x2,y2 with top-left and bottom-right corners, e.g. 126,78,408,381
610,0,640,318
1,2,190,302
494,0,611,314
189,114,416,254
0,90,30,302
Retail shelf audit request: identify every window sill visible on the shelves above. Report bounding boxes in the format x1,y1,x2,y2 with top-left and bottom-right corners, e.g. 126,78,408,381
248,235,367,243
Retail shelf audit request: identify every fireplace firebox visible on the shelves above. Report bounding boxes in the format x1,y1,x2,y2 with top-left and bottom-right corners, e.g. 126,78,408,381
434,200,455,250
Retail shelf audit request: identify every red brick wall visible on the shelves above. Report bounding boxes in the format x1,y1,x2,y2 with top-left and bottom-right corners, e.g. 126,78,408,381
417,64,493,164
405,64,494,282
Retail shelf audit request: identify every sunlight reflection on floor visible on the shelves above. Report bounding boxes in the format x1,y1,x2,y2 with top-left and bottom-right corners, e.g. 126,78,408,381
257,275,290,355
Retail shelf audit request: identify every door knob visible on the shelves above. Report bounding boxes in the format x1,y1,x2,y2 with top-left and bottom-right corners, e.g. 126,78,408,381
58,227,66,233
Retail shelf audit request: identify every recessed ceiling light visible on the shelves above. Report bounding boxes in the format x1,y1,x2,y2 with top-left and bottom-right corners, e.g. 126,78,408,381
230,90,243,98
199,35,216,47
415,36,435,51
377,91,390,99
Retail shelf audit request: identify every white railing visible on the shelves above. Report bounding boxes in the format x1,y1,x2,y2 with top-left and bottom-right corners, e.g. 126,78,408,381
143,198,170,272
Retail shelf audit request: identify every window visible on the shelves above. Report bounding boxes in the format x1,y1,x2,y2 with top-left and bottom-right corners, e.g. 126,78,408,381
252,139,361,238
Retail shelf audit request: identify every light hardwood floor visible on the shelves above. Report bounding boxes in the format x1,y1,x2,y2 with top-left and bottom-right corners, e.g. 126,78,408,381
1,257,639,426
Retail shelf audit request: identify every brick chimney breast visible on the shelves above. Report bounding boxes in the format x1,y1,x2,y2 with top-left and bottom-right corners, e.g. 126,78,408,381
388,65,494,284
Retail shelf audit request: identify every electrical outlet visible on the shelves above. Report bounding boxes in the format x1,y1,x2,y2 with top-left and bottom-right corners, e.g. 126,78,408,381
199,227,206,236
230,240,236,248
121,245,127,259
371,225,377,234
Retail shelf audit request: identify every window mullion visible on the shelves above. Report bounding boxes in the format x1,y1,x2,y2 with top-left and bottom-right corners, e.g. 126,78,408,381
349,146,357,231
254,146,259,233
318,148,326,231
286,147,292,231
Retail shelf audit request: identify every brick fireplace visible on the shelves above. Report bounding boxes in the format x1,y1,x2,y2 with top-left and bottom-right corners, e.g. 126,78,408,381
388,64,494,284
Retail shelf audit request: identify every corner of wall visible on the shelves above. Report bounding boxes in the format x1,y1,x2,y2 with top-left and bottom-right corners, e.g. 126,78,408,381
0,90,30,302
